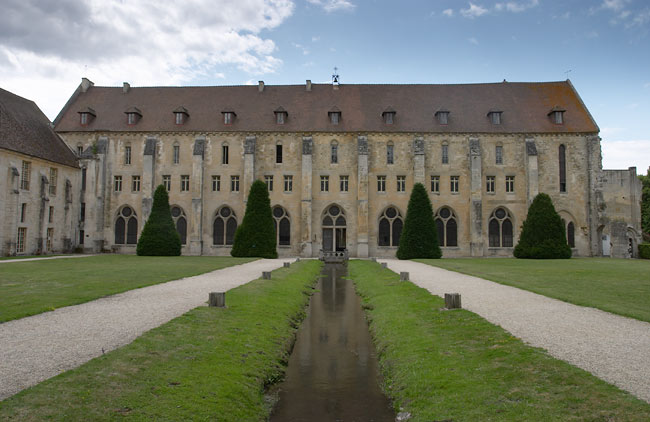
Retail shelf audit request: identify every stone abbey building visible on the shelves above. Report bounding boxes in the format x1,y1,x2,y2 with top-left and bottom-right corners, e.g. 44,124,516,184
1,79,642,258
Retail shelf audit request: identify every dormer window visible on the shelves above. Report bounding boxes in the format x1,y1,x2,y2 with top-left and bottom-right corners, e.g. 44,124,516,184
78,107,96,126
174,106,189,125
328,106,341,125
125,107,142,125
488,110,502,125
222,110,236,125
274,107,288,125
435,109,450,125
382,107,396,125
548,106,566,125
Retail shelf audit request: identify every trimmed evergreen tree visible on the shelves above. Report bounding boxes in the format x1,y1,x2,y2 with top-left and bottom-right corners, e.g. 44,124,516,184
639,170,650,235
231,179,278,258
136,184,181,256
514,193,571,259
396,182,442,259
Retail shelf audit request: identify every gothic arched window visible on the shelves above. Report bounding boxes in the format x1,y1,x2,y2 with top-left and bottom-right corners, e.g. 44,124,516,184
171,206,187,245
435,207,458,247
115,206,138,245
213,206,237,245
488,207,513,247
273,206,291,246
378,206,403,246
331,140,338,164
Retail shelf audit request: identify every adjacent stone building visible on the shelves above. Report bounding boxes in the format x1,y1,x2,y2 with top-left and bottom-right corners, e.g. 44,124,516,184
1,79,642,258
0,88,80,255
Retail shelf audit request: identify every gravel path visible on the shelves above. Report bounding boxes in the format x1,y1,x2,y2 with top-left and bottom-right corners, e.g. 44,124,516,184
0,258,292,401
381,259,650,404
0,254,96,264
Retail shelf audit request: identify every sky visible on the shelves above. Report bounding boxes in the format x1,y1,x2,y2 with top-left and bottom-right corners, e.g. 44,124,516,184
1,0,648,171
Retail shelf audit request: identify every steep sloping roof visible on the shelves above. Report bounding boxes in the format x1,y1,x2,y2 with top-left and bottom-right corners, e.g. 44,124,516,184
54,81,599,134
0,88,78,167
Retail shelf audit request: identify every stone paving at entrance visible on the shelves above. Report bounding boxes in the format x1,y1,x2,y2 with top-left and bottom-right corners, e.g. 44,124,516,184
382,259,650,404
0,258,292,401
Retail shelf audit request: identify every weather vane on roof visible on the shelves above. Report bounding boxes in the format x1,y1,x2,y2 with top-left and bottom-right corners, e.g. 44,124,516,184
332,67,340,85
564,69,572,79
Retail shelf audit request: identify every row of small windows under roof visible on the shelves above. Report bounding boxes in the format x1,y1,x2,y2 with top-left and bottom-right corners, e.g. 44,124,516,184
77,106,567,126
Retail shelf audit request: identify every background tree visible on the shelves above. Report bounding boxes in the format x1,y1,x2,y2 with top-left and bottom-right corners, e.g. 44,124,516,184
136,185,181,256
639,170,650,236
231,180,278,258
514,193,571,259
396,182,442,259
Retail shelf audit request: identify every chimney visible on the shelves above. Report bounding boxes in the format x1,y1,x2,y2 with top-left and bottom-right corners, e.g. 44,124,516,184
306,80,312,92
258,81,264,92
80,77,94,93
123,82,130,93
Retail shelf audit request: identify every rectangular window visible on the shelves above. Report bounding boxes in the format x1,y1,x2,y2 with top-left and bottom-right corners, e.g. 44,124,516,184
125,146,131,165
284,175,293,192
114,176,122,192
450,176,459,193
212,175,221,192
276,145,283,164
80,113,88,126
77,145,84,156
79,230,85,245
163,175,171,191
20,203,27,223
330,112,340,125
387,144,394,164
430,175,440,193
132,175,141,192
506,175,515,193
17,227,26,253
486,176,495,193
377,175,386,192
397,175,406,192
222,145,229,165
127,113,136,125
175,113,184,125
276,112,285,125
442,145,449,164
21,161,31,190
48,206,54,223
496,145,503,165
49,168,58,195
224,112,233,125
265,175,274,192
80,202,86,222
46,228,54,252
173,145,180,164
180,175,190,192
320,175,329,192
231,176,240,192
340,175,349,192
81,168,87,191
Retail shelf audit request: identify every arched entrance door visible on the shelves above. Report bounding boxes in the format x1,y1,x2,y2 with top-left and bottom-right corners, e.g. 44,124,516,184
322,205,346,252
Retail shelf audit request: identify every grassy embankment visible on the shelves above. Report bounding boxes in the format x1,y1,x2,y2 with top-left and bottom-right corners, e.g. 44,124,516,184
419,257,650,322
0,260,322,421
0,255,256,323
349,260,650,422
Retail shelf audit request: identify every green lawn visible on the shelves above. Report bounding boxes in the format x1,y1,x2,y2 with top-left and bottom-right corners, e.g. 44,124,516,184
0,255,256,323
0,260,323,421
349,260,650,422
418,257,650,322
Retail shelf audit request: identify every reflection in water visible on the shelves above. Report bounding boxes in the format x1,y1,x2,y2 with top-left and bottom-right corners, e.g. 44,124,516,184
271,264,395,422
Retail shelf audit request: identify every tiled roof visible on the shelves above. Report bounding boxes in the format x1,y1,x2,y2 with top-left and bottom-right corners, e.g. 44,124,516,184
0,88,78,168
54,81,599,134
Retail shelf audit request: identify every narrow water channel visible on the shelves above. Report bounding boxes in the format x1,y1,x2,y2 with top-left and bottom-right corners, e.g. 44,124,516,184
271,264,395,422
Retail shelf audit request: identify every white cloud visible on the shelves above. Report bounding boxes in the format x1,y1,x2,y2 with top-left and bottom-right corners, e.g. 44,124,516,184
468,37,479,45
442,8,454,17
0,0,295,119
644,82,650,88
460,3,488,18
495,0,539,13
601,139,650,171
292,42,310,55
628,8,650,27
307,0,355,13
602,0,629,12
311,36,321,42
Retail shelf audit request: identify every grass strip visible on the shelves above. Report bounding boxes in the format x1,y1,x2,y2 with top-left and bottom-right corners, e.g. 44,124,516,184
349,260,650,422
418,257,650,322
0,259,322,421
0,255,256,323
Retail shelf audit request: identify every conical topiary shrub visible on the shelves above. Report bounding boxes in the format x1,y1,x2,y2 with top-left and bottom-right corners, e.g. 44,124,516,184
514,193,571,259
396,182,442,259
231,179,278,258
136,184,181,256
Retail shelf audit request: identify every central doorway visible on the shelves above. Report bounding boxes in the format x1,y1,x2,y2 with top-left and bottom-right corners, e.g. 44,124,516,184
322,205,346,252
